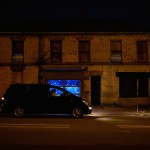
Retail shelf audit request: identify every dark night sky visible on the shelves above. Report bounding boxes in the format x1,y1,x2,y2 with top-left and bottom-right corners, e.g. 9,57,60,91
0,0,150,28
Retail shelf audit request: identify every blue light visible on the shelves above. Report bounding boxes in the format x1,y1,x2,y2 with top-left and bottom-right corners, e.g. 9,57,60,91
65,87,80,97
65,80,80,86
48,80,63,86
48,79,80,96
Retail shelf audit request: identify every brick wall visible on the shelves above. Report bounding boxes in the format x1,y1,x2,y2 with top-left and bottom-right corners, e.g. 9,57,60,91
23,66,39,83
88,64,150,106
0,37,11,64
24,36,39,64
0,32,150,106
0,67,12,98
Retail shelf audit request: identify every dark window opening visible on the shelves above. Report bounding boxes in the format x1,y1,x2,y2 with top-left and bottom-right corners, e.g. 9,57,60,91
79,41,90,63
12,40,24,63
138,78,148,97
137,41,148,62
119,76,148,98
110,41,122,62
119,77,137,98
50,40,62,63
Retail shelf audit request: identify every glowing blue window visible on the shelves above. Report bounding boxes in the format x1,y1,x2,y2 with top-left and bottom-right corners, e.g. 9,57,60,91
65,87,80,97
65,80,80,86
48,80,80,96
48,80,63,86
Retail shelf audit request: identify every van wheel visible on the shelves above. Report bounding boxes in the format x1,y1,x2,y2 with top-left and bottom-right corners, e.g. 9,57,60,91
14,106,25,117
72,107,83,118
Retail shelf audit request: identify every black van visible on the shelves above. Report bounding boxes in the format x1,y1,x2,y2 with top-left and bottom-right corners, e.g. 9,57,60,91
0,84,92,118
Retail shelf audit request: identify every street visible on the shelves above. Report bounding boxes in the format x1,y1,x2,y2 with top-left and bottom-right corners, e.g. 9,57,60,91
0,108,150,150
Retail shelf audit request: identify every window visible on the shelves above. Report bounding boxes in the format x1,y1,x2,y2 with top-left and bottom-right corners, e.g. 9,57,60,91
50,40,62,63
138,78,149,97
79,41,90,63
137,41,148,62
48,80,80,97
110,41,122,62
119,75,148,98
119,77,137,98
29,85,48,96
12,40,24,63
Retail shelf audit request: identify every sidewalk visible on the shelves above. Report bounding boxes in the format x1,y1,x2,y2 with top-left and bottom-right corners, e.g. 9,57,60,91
90,106,150,117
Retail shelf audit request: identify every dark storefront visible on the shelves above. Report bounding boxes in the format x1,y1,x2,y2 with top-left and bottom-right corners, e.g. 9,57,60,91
41,69,84,96
116,72,150,98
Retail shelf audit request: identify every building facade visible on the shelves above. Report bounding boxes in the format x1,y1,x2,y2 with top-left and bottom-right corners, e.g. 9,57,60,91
0,32,150,107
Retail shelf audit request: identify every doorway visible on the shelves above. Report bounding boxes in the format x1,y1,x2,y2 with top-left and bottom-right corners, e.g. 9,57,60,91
91,75,101,106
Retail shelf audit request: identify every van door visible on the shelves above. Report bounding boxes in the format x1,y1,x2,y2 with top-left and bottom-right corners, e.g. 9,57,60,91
47,88,71,113
27,85,48,113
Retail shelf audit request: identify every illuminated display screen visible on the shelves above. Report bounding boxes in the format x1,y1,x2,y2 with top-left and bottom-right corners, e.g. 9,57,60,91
48,80,80,96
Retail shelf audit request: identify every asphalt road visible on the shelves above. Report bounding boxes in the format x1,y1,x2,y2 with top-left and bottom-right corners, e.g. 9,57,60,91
0,109,150,150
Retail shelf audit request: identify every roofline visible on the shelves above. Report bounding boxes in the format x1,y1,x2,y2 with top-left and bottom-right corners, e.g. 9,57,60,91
0,32,150,36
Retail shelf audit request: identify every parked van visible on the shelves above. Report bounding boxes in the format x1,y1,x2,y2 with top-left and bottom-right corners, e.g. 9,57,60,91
0,84,92,118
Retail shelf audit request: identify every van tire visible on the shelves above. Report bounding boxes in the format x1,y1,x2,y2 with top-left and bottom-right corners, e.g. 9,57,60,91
14,106,25,117
72,107,83,118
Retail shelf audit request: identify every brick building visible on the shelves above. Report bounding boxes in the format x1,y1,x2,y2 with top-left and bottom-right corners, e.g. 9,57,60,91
0,20,150,107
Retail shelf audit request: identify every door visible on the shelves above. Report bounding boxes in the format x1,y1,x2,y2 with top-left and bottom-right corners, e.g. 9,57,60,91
47,87,72,113
91,75,101,106
27,84,48,113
